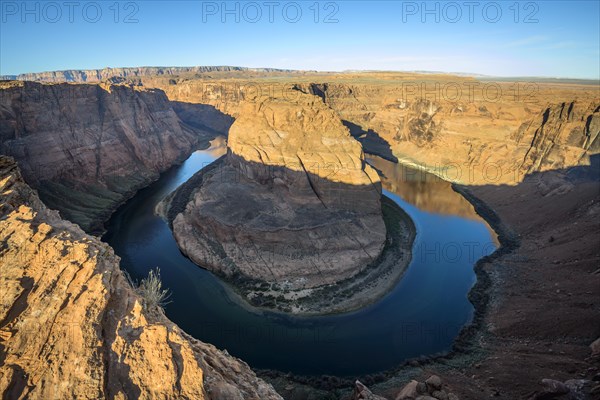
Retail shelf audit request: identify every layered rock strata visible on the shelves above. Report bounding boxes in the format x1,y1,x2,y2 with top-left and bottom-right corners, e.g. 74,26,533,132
144,74,599,185
0,81,222,232
293,82,600,184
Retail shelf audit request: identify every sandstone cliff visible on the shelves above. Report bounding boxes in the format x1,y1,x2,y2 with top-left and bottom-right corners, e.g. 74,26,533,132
0,155,282,399
293,82,600,184
167,93,387,291
0,81,221,232
144,74,598,185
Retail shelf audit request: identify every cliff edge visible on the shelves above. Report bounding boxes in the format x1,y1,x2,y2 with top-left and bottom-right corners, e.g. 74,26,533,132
0,155,282,400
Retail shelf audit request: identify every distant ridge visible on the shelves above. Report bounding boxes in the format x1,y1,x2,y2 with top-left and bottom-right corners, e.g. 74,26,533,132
2,66,597,84
0,66,309,83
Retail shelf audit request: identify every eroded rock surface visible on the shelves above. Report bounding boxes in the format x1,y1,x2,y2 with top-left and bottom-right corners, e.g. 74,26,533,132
168,93,387,290
0,156,282,400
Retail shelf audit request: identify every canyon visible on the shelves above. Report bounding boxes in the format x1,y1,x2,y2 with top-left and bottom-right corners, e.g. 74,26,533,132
20,66,594,185
0,69,598,399
0,80,229,233
141,72,599,185
167,92,387,288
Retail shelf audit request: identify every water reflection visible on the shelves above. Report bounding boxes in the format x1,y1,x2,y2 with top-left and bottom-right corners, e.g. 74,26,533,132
369,155,498,245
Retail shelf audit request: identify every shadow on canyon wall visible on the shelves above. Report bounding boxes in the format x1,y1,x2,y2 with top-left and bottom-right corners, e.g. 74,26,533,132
0,81,235,233
171,101,234,136
452,152,600,343
162,151,388,286
342,120,399,163
290,82,399,164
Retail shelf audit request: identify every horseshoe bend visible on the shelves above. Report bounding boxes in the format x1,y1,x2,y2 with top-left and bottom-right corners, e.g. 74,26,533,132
1,8,600,396
1,69,598,398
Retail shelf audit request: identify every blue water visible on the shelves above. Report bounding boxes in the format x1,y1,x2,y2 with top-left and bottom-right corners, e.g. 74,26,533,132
103,141,497,377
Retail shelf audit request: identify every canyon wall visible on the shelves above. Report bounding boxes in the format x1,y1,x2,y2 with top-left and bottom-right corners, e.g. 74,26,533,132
0,155,282,400
0,81,223,232
294,82,600,184
7,68,597,186
144,74,599,185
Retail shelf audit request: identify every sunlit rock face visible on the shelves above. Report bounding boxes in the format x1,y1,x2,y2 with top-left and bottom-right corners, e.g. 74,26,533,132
171,93,387,289
227,92,383,211
292,82,600,184
0,156,282,400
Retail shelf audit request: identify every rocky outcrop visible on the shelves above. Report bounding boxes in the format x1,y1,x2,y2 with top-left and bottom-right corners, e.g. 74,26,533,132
513,101,600,173
352,375,462,400
394,375,460,400
352,380,387,400
0,81,221,232
166,92,387,291
0,155,282,399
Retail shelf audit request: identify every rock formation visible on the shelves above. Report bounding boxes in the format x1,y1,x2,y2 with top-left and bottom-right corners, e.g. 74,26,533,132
142,74,598,185
293,82,600,184
513,101,600,172
0,155,282,399
394,375,460,400
352,380,387,400
167,92,387,290
0,81,223,232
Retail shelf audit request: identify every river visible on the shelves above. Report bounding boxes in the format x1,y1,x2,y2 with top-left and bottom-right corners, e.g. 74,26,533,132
102,137,497,377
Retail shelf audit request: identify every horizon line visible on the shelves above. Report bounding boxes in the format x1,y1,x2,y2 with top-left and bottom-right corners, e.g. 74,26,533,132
1,65,599,82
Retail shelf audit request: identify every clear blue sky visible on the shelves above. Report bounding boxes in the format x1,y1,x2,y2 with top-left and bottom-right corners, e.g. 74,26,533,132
1,1,599,78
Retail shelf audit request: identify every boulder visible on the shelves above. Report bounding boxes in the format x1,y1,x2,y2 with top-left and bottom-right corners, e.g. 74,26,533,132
353,380,388,400
396,380,420,399
425,375,443,391
541,379,570,395
590,337,600,356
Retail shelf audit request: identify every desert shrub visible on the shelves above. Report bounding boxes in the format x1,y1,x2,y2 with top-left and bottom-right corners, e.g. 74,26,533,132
126,268,172,311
